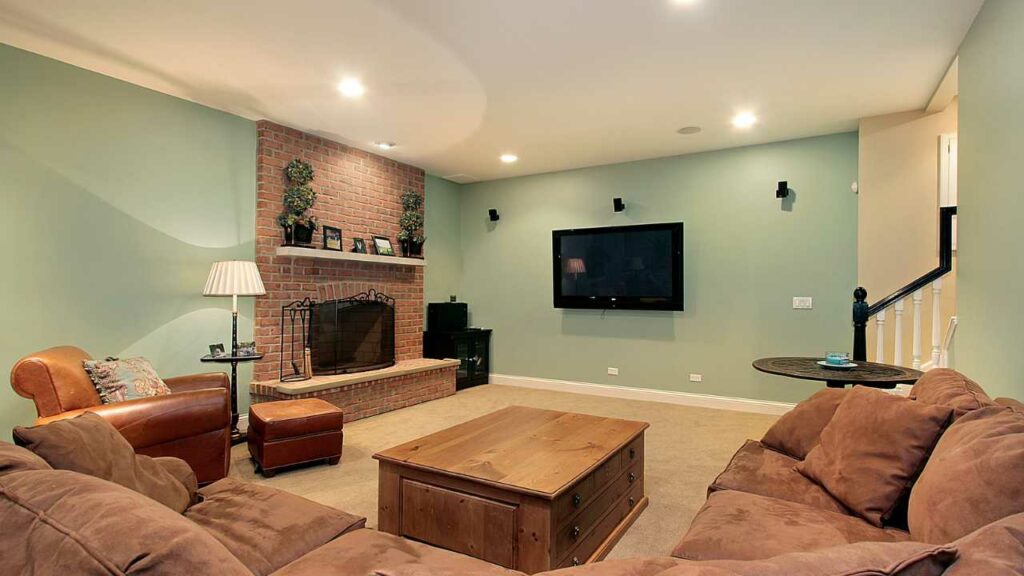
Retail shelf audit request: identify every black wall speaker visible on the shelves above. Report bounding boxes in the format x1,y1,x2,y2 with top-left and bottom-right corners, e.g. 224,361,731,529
488,208,500,221
776,181,790,199
613,198,626,212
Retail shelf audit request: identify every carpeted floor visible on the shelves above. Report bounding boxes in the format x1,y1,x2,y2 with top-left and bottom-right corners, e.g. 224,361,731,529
228,384,778,559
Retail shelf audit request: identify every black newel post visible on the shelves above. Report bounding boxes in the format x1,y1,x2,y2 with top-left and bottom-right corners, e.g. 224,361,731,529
852,287,868,362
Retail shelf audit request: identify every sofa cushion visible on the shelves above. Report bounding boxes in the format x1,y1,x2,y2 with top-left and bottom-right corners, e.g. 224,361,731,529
671,490,910,561
0,441,52,477
0,469,250,575
673,541,956,576
271,528,524,576
796,386,952,527
944,512,1024,575
12,411,191,513
909,368,995,419
761,388,846,460
709,440,847,514
185,477,366,576
908,405,1024,543
154,456,199,504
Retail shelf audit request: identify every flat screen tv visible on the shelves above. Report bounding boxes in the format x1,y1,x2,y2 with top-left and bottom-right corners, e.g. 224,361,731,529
552,222,684,311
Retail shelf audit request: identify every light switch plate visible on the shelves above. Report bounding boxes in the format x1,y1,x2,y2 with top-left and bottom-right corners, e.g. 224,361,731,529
689,373,703,383
607,367,619,376
793,297,813,310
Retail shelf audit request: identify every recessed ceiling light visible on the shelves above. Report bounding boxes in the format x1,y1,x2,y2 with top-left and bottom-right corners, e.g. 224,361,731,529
731,112,757,129
375,142,396,150
677,126,702,135
671,0,700,5
337,77,365,98
500,154,519,164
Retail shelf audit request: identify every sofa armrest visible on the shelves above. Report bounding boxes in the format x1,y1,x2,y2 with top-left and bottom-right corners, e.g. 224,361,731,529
35,388,230,450
164,372,230,393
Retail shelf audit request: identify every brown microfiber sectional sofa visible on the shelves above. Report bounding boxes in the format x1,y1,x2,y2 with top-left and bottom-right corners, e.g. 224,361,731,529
2,369,1022,575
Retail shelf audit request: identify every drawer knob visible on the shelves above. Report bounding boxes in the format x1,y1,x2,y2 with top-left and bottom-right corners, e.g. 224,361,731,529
572,557,581,566
570,524,581,539
628,497,636,507
629,447,636,459
572,493,582,507
628,472,636,483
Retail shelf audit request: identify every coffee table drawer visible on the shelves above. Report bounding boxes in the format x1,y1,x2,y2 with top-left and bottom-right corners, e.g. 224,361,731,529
555,463,643,559
400,479,517,567
556,480,646,568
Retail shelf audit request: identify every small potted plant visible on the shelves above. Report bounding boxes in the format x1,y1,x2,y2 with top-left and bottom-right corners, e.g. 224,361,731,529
398,189,425,257
278,159,318,245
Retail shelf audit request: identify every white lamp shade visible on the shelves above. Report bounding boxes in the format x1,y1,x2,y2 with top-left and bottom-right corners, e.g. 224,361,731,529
566,258,587,274
203,261,266,297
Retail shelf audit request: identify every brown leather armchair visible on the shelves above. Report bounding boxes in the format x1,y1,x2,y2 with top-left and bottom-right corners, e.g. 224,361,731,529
10,346,231,484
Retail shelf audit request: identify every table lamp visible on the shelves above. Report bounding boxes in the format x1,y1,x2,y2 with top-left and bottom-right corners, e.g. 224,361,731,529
203,260,266,355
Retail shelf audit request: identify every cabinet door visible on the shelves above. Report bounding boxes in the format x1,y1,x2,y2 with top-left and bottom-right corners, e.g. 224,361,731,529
470,335,490,380
454,337,471,381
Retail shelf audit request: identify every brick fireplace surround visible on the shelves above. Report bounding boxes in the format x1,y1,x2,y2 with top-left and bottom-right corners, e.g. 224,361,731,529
251,121,454,421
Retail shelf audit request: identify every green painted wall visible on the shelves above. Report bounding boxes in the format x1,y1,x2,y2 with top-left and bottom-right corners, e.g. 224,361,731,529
0,44,257,435
459,133,858,404
424,175,463,309
955,0,1024,400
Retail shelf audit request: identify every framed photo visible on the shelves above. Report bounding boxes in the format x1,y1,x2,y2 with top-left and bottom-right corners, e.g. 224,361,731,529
323,226,342,251
352,237,367,253
209,343,226,358
373,236,395,256
237,341,257,357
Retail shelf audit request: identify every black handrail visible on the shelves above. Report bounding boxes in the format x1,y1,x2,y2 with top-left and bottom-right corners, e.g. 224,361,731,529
853,206,957,362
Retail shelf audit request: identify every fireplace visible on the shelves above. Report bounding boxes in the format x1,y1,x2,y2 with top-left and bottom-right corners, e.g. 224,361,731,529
309,290,396,375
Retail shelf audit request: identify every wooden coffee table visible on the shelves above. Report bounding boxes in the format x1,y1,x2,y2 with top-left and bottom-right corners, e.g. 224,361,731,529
373,406,649,574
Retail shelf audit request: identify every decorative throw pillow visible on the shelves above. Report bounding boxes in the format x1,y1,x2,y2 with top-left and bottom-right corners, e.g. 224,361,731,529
796,386,953,527
907,405,1024,543
83,356,171,403
909,368,996,419
761,388,847,460
12,412,192,513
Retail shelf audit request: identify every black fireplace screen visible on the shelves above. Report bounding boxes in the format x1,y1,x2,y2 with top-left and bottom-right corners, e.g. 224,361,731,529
309,290,396,375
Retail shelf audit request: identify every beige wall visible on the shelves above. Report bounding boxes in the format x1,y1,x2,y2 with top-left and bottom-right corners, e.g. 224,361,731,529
858,100,958,365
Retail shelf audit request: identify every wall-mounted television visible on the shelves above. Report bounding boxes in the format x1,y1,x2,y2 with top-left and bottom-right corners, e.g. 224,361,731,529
552,222,684,311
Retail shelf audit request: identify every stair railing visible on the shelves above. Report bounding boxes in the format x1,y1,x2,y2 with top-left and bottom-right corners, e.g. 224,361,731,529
853,206,957,367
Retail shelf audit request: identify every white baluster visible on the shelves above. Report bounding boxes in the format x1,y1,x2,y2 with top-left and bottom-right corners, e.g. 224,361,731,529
893,299,905,366
912,289,924,369
875,309,886,363
931,279,943,367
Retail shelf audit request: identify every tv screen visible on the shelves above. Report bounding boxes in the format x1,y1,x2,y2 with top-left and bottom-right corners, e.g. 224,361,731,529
552,222,683,310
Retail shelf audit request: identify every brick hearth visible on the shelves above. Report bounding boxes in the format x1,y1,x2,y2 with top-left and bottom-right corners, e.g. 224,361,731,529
252,120,432,419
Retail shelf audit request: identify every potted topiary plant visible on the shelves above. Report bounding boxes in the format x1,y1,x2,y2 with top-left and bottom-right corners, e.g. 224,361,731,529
278,159,318,245
398,188,425,257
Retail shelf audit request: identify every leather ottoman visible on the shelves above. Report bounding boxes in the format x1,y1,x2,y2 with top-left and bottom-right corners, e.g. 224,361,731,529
248,399,344,477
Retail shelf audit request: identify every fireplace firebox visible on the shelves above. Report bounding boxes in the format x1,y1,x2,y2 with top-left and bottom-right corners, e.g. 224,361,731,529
309,290,396,375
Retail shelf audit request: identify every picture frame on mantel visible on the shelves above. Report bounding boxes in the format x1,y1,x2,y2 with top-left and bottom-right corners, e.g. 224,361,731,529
373,236,395,256
323,226,342,251
352,238,367,253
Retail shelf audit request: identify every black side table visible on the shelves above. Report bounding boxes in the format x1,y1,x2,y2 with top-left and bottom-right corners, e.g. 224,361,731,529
201,353,264,444
752,357,923,389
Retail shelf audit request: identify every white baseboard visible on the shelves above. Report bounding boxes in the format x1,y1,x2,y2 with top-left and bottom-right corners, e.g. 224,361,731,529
237,414,249,433
489,374,795,416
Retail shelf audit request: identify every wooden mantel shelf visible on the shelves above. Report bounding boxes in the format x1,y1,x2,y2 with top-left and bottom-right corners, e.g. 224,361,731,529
276,245,426,267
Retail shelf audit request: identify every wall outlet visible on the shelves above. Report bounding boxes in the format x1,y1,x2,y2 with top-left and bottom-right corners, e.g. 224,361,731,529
689,373,703,383
607,367,619,376
792,297,813,310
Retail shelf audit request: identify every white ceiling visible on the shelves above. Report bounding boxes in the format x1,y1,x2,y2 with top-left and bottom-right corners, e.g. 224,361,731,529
0,0,982,182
